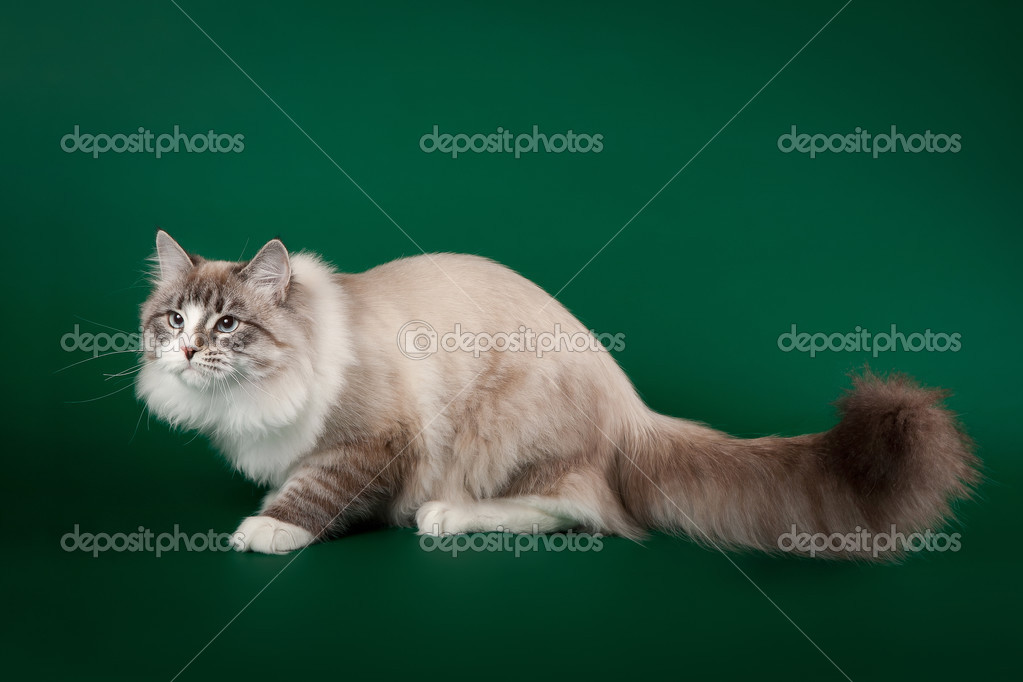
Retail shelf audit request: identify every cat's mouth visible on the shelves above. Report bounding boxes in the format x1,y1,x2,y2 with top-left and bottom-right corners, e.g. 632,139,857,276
148,351,253,389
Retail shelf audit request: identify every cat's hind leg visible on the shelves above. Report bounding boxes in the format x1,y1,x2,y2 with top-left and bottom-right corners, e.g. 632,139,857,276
415,490,640,538
416,466,644,538
415,497,575,535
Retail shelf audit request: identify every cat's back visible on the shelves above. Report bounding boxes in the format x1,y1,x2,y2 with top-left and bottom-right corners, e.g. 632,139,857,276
341,253,556,311
359,252,512,283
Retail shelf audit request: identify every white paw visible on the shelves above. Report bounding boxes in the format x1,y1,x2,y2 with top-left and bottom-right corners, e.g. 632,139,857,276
416,501,473,536
232,515,315,554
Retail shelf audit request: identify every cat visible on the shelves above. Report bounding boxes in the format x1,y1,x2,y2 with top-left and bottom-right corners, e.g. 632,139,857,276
136,231,979,558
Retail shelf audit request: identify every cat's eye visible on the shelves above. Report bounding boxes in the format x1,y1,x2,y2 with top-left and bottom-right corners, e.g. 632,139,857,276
167,312,184,329
216,315,239,333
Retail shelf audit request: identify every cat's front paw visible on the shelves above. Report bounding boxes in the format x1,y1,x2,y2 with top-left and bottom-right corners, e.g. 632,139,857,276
232,515,315,554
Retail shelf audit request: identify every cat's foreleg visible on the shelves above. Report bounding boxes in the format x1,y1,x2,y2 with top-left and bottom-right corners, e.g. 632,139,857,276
233,448,393,554
232,515,315,555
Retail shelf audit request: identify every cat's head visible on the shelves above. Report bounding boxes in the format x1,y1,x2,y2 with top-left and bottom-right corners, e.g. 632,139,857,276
139,230,306,389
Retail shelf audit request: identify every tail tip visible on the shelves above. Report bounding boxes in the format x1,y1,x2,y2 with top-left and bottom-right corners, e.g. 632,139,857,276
826,368,979,507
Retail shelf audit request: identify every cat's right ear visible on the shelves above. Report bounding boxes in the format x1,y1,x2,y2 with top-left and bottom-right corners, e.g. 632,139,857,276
153,230,194,282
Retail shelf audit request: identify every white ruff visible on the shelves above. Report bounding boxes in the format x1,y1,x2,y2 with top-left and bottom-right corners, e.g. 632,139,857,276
136,254,351,485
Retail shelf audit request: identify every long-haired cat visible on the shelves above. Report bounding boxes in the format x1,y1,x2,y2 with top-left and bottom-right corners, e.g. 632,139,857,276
137,231,979,558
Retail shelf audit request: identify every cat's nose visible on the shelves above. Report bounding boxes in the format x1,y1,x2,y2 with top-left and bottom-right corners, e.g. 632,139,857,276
183,346,198,361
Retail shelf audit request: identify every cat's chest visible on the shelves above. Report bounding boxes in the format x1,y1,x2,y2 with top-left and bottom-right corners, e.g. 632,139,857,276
215,415,323,486
197,380,332,485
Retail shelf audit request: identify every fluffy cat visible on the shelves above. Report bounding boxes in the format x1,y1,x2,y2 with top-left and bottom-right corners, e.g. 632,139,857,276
136,231,979,558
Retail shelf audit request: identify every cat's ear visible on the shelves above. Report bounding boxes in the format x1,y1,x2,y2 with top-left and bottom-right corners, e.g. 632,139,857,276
154,230,194,282
242,238,291,302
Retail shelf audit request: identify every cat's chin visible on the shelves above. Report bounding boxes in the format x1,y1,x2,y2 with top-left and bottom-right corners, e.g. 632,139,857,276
171,364,222,389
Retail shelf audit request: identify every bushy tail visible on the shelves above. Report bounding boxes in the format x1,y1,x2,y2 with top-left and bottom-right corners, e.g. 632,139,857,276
620,371,980,560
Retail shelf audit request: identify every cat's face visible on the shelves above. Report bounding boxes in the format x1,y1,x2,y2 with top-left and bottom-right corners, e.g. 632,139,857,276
140,231,300,389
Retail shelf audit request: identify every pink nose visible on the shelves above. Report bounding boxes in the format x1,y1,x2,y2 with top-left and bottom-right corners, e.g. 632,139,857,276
183,346,197,361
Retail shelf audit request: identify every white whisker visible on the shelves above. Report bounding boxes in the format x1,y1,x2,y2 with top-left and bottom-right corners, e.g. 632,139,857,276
105,364,145,380
74,315,133,335
226,368,259,405
54,350,141,374
129,402,148,443
66,383,136,404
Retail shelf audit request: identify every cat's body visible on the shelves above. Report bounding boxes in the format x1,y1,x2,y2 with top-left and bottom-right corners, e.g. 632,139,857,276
138,232,979,558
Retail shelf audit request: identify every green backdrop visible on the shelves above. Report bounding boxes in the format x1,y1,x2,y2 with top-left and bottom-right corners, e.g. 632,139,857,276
4,1,1020,680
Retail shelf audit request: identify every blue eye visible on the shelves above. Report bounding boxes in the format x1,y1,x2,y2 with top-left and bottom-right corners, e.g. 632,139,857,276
168,312,184,329
216,315,239,333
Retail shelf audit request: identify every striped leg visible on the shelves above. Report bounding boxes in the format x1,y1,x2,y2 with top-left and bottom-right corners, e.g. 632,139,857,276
233,447,396,554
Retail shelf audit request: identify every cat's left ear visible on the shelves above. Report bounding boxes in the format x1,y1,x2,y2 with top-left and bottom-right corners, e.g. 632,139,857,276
154,230,194,282
242,238,291,303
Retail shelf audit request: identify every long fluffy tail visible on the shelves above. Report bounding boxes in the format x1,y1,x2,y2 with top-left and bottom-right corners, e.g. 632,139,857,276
620,371,980,560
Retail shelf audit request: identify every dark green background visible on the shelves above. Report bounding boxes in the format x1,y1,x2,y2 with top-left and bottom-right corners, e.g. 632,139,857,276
3,1,1020,680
